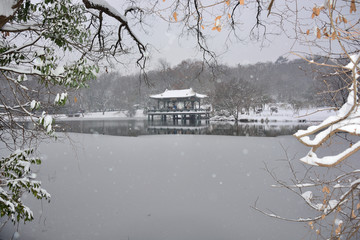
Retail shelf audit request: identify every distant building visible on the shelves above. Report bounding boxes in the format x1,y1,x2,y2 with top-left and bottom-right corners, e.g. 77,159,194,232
148,88,210,122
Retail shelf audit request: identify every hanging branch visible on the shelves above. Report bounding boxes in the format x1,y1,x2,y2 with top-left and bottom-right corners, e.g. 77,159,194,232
82,0,148,71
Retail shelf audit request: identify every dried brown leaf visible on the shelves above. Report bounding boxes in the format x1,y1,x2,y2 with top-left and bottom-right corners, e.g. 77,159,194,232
317,28,321,39
331,31,336,40
350,0,356,13
322,186,330,194
352,210,357,218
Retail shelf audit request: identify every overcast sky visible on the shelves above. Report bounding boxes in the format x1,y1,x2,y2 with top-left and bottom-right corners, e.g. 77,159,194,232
104,1,310,73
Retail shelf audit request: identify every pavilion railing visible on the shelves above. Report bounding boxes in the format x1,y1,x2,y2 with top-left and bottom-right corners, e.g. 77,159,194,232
147,108,210,113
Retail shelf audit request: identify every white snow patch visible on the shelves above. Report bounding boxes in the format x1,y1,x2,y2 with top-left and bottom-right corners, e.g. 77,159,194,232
30,100,37,110
301,191,313,202
344,52,360,71
0,0,17,17
335,218,343,226
88,0,127,22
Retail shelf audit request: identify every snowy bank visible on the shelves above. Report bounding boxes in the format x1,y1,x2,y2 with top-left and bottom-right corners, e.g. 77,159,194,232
54,110,147,121
211,107,335,123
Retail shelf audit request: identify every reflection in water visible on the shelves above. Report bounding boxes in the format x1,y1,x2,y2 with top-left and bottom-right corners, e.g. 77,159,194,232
147,120,209,135
209,122,309,137
54,119,145,137
45,119,311,137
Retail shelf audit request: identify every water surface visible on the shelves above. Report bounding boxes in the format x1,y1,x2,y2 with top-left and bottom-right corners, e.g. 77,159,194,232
2,134,320,240
49,119,311,137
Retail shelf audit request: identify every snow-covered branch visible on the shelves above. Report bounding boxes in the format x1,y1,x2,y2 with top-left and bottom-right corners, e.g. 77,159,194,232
82,0,147,70
0,149,50,224
294,53,360,167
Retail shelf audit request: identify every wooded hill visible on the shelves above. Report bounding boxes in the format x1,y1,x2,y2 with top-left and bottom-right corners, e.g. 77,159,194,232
60,57,345,115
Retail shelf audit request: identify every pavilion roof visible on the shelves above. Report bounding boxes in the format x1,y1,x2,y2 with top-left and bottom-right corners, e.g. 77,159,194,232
149,88,207,100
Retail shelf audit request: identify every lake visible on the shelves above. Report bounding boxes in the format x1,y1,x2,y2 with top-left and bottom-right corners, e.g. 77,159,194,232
1,120,332,240
49,119,311,137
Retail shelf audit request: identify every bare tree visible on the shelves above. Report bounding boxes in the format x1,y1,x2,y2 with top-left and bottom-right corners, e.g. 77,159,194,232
213,78,261,121
248,0,360,238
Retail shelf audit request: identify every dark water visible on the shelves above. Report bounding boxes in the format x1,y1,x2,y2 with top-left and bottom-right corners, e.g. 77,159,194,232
48,119,310,137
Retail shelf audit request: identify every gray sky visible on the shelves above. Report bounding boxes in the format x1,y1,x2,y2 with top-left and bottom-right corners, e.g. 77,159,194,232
104,0,311,73
143,20,293,67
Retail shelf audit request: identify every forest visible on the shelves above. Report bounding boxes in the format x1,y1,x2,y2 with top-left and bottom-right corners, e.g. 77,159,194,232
55,56,344,116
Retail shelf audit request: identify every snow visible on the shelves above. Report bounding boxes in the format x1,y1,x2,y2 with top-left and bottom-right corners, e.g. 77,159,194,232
215,19,221,27
18,161,31,173
212,105,335,123
33,57,44,67
35,49,45,56
60,92,67,101
52,66,65,76
51,110,146,121
272,183,315,188
88,0,127,22
300,190,339,212
30,100,37,110
293,57,360,167
54,94,60,103
301,191,313,202
39,112,53,132
350,178,360,187
0,0,17,17
344,52,360,72
0,194,15,213
1,22,41,31
150,88,207,99
335,218,343,226
51,106,335,124
300,140,360,166
43,115,52,127
327,200,339,211
294,87,358,140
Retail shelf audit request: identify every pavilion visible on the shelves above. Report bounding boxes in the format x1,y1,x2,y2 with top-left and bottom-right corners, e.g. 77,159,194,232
147,88,210,122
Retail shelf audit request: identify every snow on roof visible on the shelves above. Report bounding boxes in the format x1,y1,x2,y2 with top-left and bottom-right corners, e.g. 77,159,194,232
150,88,207,99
